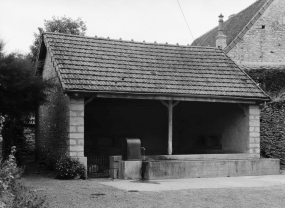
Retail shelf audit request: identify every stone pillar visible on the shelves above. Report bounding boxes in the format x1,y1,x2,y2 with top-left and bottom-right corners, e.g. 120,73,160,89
68,97,87,167
248,105,260,157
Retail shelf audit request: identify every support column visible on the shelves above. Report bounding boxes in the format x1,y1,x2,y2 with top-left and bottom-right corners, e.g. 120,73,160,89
248,105,260,158
69,97,87,167
161,100,179,155
168,101,173,155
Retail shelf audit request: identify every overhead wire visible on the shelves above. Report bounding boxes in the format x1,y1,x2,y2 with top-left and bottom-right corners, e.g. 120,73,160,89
176,0,195,41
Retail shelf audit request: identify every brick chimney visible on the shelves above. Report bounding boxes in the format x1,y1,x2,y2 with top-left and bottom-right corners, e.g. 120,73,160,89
216,14,227,49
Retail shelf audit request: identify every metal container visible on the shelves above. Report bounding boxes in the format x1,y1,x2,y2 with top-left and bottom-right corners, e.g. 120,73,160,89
122,138,141,161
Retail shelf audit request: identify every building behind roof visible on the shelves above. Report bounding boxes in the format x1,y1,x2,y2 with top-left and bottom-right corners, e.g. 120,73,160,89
192,0,285,68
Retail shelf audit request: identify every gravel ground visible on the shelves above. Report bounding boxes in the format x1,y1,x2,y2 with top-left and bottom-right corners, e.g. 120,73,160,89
21,173,285,208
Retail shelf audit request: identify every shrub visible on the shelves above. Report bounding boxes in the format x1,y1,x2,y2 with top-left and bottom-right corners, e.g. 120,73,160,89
0,146,47,207
0,147,23,197
55,156,86,179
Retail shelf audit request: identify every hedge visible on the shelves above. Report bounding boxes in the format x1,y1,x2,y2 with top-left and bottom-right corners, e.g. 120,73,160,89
261,101,285,165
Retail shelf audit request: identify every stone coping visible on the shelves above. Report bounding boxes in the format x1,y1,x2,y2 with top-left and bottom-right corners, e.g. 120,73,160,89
146,154,260,161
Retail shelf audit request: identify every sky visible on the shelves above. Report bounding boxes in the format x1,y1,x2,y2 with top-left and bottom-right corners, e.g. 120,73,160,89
0,0,257,54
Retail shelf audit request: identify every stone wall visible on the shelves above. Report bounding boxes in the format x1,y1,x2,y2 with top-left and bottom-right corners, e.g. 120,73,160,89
228,0,285,65
261,101,285,165
249,105,261,156
23,125,35,154
69,98,84,157
36,53,70,162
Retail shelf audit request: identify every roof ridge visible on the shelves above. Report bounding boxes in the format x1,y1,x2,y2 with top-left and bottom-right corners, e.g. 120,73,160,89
232,0,267,17
43,32,219,50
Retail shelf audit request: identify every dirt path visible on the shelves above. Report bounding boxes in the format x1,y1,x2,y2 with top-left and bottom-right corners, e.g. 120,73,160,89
21,173,285,208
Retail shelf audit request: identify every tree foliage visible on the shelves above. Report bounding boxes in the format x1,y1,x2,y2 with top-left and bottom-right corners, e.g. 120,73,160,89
30,16,87,64
44,16,86,35
0,53,49,118
0,45,52,159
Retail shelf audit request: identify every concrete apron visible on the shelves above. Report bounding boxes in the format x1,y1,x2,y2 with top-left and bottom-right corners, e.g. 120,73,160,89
99,174,285,192
118,158,280,180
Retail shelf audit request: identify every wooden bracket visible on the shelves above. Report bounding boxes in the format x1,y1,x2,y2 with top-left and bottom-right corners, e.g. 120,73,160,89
237,103,247,117
85,97,94,106
160,100,180,108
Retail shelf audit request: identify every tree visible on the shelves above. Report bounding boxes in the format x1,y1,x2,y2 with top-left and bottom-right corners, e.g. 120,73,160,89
0,49,52,160
30,16,87,64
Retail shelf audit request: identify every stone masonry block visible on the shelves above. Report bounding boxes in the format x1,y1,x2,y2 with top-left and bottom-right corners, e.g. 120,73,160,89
70,145,84,152
254,127,260,132
69,126,77,133
249,149,255,154
70,110,84,117
249,115,255,120
249,105,259,110
77,139,84,145
70,98,84,104
249,127,255,132
70,111,77,117
249,108,260,116
249,138,256,143
254,115,260,120
70,139,77,145
254,148,260,154
70,117,84,126
70,104,84,111
76,111,84,117
69,152,77,157
249,132,260,137
70,133,84,139
249,143,260,148
77,126,84,133
77,151,84,157
249,121,260,127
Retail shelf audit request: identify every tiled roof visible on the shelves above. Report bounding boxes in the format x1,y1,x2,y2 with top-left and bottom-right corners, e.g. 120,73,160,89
191,0,273,53
40,32,269,100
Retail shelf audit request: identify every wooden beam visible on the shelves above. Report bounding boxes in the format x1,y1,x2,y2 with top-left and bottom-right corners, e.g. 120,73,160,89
160,100,168,107
84,97,94,106
92,93,258,104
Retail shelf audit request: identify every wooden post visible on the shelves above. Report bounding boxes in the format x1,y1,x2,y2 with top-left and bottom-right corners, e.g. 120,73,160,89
161,100,179,155
168,101,173,155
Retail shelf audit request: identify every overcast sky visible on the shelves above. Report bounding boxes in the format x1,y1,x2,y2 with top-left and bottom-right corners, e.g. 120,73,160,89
0,0,256,54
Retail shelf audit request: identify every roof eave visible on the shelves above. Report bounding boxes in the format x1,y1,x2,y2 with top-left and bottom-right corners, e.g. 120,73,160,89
64,89,270,104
